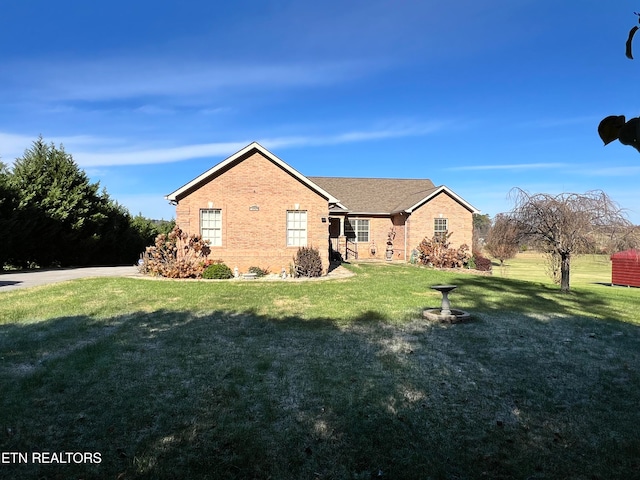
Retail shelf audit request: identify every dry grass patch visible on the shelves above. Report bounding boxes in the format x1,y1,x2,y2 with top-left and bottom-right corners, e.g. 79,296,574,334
272,296,312,316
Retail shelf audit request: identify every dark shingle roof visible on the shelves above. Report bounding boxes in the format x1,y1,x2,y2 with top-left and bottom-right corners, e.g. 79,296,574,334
308,177,439,214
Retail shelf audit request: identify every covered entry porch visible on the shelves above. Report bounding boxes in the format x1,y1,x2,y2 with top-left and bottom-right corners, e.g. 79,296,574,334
328,216,358,260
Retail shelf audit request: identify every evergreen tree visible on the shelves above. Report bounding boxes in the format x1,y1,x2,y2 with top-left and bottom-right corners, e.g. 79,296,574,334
10,137,109,266
0,161,19,267
2,137,170,268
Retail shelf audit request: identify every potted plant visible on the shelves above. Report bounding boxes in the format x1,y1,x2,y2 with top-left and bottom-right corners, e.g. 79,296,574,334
385,227,396,261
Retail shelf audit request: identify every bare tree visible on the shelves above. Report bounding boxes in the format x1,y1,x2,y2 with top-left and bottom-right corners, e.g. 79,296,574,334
485,214,520,267
507,188,633,293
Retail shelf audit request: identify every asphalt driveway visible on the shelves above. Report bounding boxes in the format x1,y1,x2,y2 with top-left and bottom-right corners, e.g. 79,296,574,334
0,266,141,292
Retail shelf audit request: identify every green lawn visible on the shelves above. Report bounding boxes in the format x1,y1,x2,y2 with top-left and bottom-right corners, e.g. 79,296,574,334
1,263,639,479
492,251,613,286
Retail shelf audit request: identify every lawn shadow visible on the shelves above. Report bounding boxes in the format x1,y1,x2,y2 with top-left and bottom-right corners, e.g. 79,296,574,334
2,307,640,479
444,273,623,322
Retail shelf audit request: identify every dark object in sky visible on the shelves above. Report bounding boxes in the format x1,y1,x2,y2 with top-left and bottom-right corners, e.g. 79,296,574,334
598,115,626,145
626,26,638,59
627,12,640,59
598,115,640,153
617,117,640,151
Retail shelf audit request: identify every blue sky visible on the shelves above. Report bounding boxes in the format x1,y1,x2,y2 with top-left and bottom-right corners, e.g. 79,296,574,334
1,1,640,223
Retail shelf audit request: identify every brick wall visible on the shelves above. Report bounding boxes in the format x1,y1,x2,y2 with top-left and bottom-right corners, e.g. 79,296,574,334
406,191,473,253
175,151,330,274
336,193,472,262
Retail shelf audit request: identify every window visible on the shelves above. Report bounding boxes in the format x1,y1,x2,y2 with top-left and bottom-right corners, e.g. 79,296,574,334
287,210,307,246
345,218,370,243
434,218,448,241
201,209,222,246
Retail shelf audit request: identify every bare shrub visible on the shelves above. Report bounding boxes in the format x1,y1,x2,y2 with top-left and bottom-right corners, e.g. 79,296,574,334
293,246,323,277
416,233,470,268
472,250,493,272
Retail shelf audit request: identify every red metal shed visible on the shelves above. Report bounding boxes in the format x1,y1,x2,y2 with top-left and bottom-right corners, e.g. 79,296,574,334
611,249,640,287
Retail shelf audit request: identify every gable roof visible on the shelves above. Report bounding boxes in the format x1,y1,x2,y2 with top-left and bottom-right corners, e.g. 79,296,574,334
309,177,479,215
165,142,479,215
165,142,339,203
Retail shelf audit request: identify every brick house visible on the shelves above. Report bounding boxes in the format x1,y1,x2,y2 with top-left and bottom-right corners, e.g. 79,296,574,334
165,142,479,274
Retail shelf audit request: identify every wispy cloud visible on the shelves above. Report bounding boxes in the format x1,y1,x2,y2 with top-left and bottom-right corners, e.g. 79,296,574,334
68,123,445,167
2,120,446,167
134,105,176,115
447,162,569,171
199,107,231,116
74,142,250,167
0,132,113,162
0,132,35,160
0,132,106,162
5,57,379,103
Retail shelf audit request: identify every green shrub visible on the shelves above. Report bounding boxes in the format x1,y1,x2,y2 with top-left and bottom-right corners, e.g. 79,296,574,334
467,255,476,269
248,266,269,277
293,246,323,277
202,262,233,279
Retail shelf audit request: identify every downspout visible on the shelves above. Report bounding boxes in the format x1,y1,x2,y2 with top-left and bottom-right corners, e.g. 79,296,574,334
404,212,408,262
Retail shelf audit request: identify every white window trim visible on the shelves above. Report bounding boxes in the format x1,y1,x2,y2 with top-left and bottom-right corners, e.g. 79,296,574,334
345,218,370,243
434,218,448,239
200,208,222,246
286,210,308,247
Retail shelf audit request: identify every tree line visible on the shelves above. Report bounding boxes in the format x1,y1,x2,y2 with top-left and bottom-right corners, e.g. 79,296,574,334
0,137,173,269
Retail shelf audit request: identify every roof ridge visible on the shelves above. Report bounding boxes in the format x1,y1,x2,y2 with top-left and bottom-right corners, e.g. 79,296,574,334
166,142,340,203
308,176,433,181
